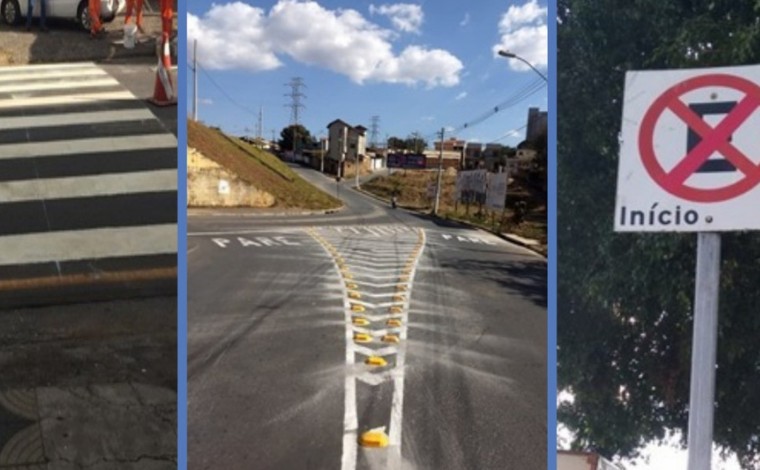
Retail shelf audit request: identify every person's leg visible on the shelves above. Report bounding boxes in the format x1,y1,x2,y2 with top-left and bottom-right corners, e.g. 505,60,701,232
135,0,144,30
89,0,102,36
39,0,46,30
25,0,33,30
125,0,134,24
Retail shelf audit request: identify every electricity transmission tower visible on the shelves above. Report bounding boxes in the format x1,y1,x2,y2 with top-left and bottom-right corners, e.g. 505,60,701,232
370,115,380,149
284,77,306,155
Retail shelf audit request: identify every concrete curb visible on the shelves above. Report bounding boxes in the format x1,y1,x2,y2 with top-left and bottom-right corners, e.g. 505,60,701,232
0,268,177,310
353,186,547,258
187,205,346,218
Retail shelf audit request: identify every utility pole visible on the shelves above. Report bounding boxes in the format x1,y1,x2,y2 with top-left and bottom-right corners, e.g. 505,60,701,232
433,128,445,215
284,77,306,156
370,115,380,149
192,39,198,121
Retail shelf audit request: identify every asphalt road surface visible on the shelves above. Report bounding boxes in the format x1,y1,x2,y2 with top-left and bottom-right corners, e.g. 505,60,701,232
188,166,547,470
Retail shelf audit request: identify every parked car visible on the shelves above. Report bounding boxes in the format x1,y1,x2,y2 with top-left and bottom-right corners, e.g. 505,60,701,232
1,0,124,31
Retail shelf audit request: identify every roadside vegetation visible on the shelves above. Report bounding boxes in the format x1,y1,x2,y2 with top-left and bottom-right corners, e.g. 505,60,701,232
363,169,547,255
188,120,341,210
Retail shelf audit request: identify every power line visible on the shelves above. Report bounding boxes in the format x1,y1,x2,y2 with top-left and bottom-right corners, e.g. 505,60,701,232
191,61,261,117
420,77,546,143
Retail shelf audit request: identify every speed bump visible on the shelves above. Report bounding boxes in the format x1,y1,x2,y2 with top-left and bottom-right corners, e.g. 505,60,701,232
365,356,387,367
359,430,389,448
386,317,403,327
386,318,402,328
354,333,372,343
382,334,400,344
352,317,370,326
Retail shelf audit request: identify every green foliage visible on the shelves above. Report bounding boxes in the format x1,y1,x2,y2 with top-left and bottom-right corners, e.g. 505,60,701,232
278,124,313,153
558,1,760,468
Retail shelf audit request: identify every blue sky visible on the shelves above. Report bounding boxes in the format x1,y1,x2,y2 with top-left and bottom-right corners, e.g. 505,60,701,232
186,0,547,149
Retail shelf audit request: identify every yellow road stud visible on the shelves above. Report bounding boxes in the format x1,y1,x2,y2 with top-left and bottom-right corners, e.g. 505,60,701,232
359,430,389,448
354,333,372,343
346,283,358,289
382,334,400,344
348,291,361,299
365,356,387,367
343,273,354,280
398,275,409,282
352,317,370,326
392,295,405,302
396,284,407,292
389,306,403,314
351,304,365,312
386,318,402,328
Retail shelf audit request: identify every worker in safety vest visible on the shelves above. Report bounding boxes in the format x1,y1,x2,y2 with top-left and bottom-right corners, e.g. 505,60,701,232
89,0,104,38
125,0,144,33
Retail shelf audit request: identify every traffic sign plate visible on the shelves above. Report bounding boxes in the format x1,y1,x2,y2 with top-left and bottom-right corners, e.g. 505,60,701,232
615,64,760,232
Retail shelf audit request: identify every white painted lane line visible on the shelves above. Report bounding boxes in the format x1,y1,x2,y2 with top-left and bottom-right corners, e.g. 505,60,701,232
2,109,156,130
0,224,177,266
0,68,108,83
0,77,119,94
305,229,357,470
0,169,177,203
0,91,135,109
388,228,425,462
0,134,178,160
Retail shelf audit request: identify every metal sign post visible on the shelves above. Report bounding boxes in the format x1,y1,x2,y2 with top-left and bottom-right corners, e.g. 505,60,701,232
687,232,721,470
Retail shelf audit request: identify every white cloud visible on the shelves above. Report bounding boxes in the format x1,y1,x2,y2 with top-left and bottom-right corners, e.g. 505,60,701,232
455,91,467,100
492,0,547,73
188,1,461,88
460,12,470,27
200,98,214,105
369,3,423,34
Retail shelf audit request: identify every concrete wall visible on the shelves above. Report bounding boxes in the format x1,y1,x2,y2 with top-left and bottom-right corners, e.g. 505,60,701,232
187,147,275,207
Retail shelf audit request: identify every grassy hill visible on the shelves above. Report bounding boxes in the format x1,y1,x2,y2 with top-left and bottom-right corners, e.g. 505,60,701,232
188,120,340,210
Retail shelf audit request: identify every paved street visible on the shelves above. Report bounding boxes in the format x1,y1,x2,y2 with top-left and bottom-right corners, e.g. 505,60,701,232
188,166,547,469
0,61,177,307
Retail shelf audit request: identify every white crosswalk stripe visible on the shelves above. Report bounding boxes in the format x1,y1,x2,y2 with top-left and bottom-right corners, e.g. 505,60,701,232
0,62,177,277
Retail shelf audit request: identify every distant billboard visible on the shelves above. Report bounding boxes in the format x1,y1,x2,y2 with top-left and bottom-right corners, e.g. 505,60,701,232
456,169,487,204
387,153,427,169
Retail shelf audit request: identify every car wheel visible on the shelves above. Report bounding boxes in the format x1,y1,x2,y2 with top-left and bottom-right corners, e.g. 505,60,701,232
1,0,22,26
77,0,91,31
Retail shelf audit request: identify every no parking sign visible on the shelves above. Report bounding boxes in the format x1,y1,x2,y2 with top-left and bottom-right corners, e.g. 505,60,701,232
615,64,760,232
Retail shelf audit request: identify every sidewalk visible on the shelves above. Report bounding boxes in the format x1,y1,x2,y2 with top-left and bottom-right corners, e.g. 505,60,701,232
0,384,176,469
0,297,177,468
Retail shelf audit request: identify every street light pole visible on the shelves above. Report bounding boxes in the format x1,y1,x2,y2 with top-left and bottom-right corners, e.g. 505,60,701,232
497,50,547,82
433,127,445,216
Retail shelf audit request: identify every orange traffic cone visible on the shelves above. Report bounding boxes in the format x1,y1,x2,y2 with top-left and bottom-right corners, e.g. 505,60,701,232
149,36,176,106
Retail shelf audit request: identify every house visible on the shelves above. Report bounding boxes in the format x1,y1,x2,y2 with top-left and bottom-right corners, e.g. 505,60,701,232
326,119,367,176
527,107,548,142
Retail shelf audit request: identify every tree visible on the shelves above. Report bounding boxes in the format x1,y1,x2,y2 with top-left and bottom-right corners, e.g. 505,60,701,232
558,1,760,468
278,124,313,154
387,136,407,151
404,132,427,153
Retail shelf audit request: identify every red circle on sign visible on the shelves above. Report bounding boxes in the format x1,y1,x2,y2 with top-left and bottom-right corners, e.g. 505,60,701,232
638,74,760,203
